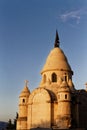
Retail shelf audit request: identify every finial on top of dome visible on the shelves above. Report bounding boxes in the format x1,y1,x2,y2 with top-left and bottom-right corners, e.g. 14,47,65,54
24,80,29,87
54,30,60,48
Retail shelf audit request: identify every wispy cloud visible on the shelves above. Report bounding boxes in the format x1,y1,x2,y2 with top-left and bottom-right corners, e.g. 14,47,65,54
59,8,87,25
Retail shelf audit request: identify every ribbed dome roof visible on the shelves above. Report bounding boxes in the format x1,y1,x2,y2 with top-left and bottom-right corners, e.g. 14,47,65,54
20,86,30,97
41,47,72,74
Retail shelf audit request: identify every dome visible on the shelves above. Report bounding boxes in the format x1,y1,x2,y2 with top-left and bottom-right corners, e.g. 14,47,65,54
41,47,73,74
20,86,30,97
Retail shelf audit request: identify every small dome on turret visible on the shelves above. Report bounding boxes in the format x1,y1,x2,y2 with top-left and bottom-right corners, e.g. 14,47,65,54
20,80,30,97
20,86,30,97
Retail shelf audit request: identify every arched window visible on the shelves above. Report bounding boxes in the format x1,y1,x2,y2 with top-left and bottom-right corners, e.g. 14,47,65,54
65,75,67,81
65,94,67,99
23,99,25,103
43,74,46,83
52,73,57,82
64,73,67,81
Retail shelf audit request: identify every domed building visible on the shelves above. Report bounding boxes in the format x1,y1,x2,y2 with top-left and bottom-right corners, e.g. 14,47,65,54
17,31,87,130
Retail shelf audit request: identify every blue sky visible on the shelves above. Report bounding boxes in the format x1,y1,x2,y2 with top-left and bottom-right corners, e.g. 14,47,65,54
0,0,87,122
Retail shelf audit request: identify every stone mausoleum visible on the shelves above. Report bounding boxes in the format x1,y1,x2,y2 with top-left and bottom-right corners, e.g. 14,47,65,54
17,31,87,130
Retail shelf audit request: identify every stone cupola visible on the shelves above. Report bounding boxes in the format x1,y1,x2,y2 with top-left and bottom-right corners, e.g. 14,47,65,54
40,31,73,86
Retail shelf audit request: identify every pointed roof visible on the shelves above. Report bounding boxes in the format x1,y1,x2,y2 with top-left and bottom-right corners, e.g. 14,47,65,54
20,80,30,97
54,30,60,48
41,47,73,74
41,31,73,74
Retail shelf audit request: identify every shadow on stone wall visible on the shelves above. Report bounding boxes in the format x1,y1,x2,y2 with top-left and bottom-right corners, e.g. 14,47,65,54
30,128,86,130
29,120,86,130
30,128,52,130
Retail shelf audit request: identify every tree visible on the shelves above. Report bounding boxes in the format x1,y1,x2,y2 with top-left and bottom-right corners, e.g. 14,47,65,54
6,112,18,130
6,119,13,130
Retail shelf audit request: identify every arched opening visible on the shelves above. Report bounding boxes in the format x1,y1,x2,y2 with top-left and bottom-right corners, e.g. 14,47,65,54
64,73,67,81
52,73,57,82
28,89,51,128
65,94,67,99
43,74,46,83
22,99,25,103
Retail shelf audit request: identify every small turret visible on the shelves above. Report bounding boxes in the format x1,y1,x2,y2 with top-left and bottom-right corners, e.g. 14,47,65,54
56,80,71,129
17,80,30,130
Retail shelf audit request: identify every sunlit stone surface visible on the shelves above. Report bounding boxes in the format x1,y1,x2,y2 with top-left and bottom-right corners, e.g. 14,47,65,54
17,32,87,130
